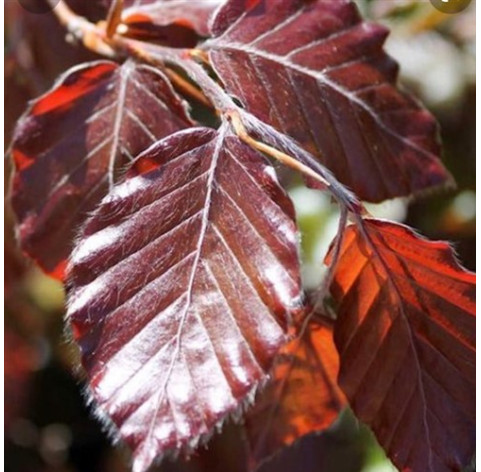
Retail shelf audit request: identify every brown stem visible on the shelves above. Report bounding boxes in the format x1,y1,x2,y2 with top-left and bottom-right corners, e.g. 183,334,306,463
161,55,236,112
228,110,332,190
48,0,361,217
106,0,124,38
164,69,213,108
47,0,78,27
47,1,214,108
107,38,214,107
188,49,210,64
49,0,116,57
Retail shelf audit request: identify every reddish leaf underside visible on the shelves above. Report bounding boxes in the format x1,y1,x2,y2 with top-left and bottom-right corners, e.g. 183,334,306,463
10,60,192,279
244,318,346,470
66,124,303,472
206,0,452,202
327,219,475,472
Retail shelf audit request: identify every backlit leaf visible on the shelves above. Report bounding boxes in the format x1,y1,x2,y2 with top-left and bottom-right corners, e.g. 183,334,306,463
244,318,346,469
206,0,452,202
66,124,303,472
11,60,192,279
327,219,475,471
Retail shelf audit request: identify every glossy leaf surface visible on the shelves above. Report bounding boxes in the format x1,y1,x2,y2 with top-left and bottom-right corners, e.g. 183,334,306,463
11,60,191,279
207,0,451,202
244,318,346,469
67,124,303,472
327,219,475,471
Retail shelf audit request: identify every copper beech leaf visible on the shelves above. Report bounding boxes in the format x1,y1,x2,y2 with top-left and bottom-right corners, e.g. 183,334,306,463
244,318,346,469
206,0,452,202
327,219,475,471
119,0,223,37
11,60,192,279
66,124,303,472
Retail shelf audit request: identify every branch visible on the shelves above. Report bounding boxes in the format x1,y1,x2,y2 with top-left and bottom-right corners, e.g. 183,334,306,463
48,0,363,220
106,0,124,38
164,56,237,112
164,69,213,108
48,1,213,108
228,110,363,215
47,0,78,27
48,0,116,57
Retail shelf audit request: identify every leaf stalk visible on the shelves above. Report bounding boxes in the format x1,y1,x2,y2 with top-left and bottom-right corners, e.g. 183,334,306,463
227,110,332,190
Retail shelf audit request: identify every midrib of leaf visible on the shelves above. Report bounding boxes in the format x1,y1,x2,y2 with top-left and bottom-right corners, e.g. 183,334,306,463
250,8,305,45
209,41,436,162
141,124,228,451
357,223,435,471
108,63,131,189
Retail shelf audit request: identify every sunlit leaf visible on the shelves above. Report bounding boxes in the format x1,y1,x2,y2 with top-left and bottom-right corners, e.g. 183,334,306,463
206,0,452,202
66,124,303,472
327,219,475,471
11,60,192,279
244,317,346,469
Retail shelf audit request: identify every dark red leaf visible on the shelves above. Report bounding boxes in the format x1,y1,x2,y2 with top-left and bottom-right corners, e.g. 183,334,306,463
11,60,192,279
206,0,452,202
122,22,201,48
123,0,222,36
327,219,475,471
66,124,303,472
117,0,223,47
5,1,102,94
244,318,346,469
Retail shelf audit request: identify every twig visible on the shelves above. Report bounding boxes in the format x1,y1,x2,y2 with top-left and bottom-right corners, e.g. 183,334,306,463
48,0,362,216
47,0,79,28
164,68,213,108
228,110,332,190
189,49,210,64
48,0,116,57
48,1,213,107
106,0,124,38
